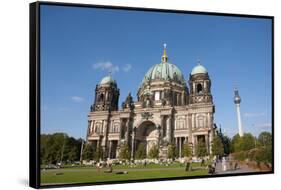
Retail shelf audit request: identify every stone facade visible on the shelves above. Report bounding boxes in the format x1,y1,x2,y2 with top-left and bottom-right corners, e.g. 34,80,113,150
87,46,215,160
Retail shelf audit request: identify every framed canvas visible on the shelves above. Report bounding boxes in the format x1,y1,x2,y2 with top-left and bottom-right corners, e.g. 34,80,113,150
29,1,274,188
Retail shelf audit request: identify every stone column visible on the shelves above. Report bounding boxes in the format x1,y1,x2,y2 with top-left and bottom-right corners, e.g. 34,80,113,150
166,116,171,143
209,127,214,155
118,119,123,146
179,137,182,158
157,125,161,152
161,116,165,137
207,113,210,128
131,128,135,160
209,132,213,155
182,91,185,105
102,120,108,145
175,117,177,130
97,138,100,149
195,114,198,129
204,81,207,91
108,140,112,159
210,114,213,128
193,83,196,93
192,114,195,129
192,135,195,155
125,119,130,143
90,120,94,134
187,115,192,144
205,134,209,154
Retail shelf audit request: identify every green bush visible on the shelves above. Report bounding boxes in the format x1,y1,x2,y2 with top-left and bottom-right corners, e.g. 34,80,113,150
148,144,159,159
135,143,146,159
196,139,208,157
183,143,192,157
231,146,272,164
167,144,177,160
119,144,131,160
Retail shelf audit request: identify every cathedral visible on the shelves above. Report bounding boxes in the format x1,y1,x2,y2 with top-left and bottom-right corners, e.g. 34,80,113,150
87,45,215,160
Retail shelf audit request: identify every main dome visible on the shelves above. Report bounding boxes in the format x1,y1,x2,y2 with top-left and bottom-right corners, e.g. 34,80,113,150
141,44,185,85
142,62,185,84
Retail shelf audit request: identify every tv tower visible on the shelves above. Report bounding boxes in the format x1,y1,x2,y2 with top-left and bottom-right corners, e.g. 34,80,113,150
234,88,244,137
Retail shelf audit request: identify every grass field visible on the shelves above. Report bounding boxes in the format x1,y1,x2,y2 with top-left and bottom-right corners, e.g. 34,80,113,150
41,163,208,186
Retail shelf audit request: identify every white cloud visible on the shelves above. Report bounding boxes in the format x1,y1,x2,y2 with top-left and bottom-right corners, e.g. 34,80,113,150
244,112,265,118
92,61,119,74
122,64,132,72
71,96,84,102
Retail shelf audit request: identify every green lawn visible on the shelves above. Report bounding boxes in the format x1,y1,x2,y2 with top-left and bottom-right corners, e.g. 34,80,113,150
41,164,208,186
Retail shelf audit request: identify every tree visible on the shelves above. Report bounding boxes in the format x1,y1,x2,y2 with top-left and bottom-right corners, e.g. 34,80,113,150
183,143,192,157
148,144,159,159
63,137,81,162
221,135,231,155
119,144,131,160
211,136,224,157
135,143,146,159
258,131,272,147
196,139,207,157
231,133,256,152
41,133,85,165
41,133,66,164
167,144,177,160
82,143,94,161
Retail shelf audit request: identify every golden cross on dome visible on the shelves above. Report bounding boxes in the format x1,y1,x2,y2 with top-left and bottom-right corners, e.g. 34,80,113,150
162,43,168,63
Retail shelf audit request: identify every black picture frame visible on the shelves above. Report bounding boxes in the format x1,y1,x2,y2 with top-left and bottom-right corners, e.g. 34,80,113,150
30,1,274,189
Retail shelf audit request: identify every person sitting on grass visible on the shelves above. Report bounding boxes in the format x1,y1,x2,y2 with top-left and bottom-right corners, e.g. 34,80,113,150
104,163,113,173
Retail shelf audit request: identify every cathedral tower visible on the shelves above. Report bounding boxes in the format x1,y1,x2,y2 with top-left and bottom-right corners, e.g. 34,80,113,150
91,73,120,112
189,61,213,104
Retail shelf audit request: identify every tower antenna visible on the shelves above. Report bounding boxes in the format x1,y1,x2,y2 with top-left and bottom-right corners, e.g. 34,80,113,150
234,88,244,137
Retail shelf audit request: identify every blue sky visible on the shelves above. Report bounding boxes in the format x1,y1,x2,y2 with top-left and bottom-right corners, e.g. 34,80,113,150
40,5,272,139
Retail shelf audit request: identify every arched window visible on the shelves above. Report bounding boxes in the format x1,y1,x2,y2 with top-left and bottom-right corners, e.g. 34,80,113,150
196,83,203,94
155,91,160,101
99,93,104,102
197,115,205,128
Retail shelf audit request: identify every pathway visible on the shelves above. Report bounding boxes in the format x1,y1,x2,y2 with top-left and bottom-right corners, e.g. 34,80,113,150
214,162,256,175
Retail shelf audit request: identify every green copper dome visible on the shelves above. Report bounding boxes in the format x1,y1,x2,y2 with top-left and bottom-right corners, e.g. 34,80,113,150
141,44,185,85
100,75,116,85
191,64,208,75
142,62,185,85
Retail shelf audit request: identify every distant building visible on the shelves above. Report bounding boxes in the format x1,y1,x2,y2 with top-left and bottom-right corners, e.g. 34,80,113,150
87,45,215,160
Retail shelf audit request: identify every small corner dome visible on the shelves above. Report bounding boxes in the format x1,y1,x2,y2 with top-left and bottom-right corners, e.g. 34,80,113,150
191,64,208,75
100,75,116,85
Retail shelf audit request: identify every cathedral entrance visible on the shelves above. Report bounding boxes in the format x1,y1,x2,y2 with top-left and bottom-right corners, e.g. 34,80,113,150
136,121,159,157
